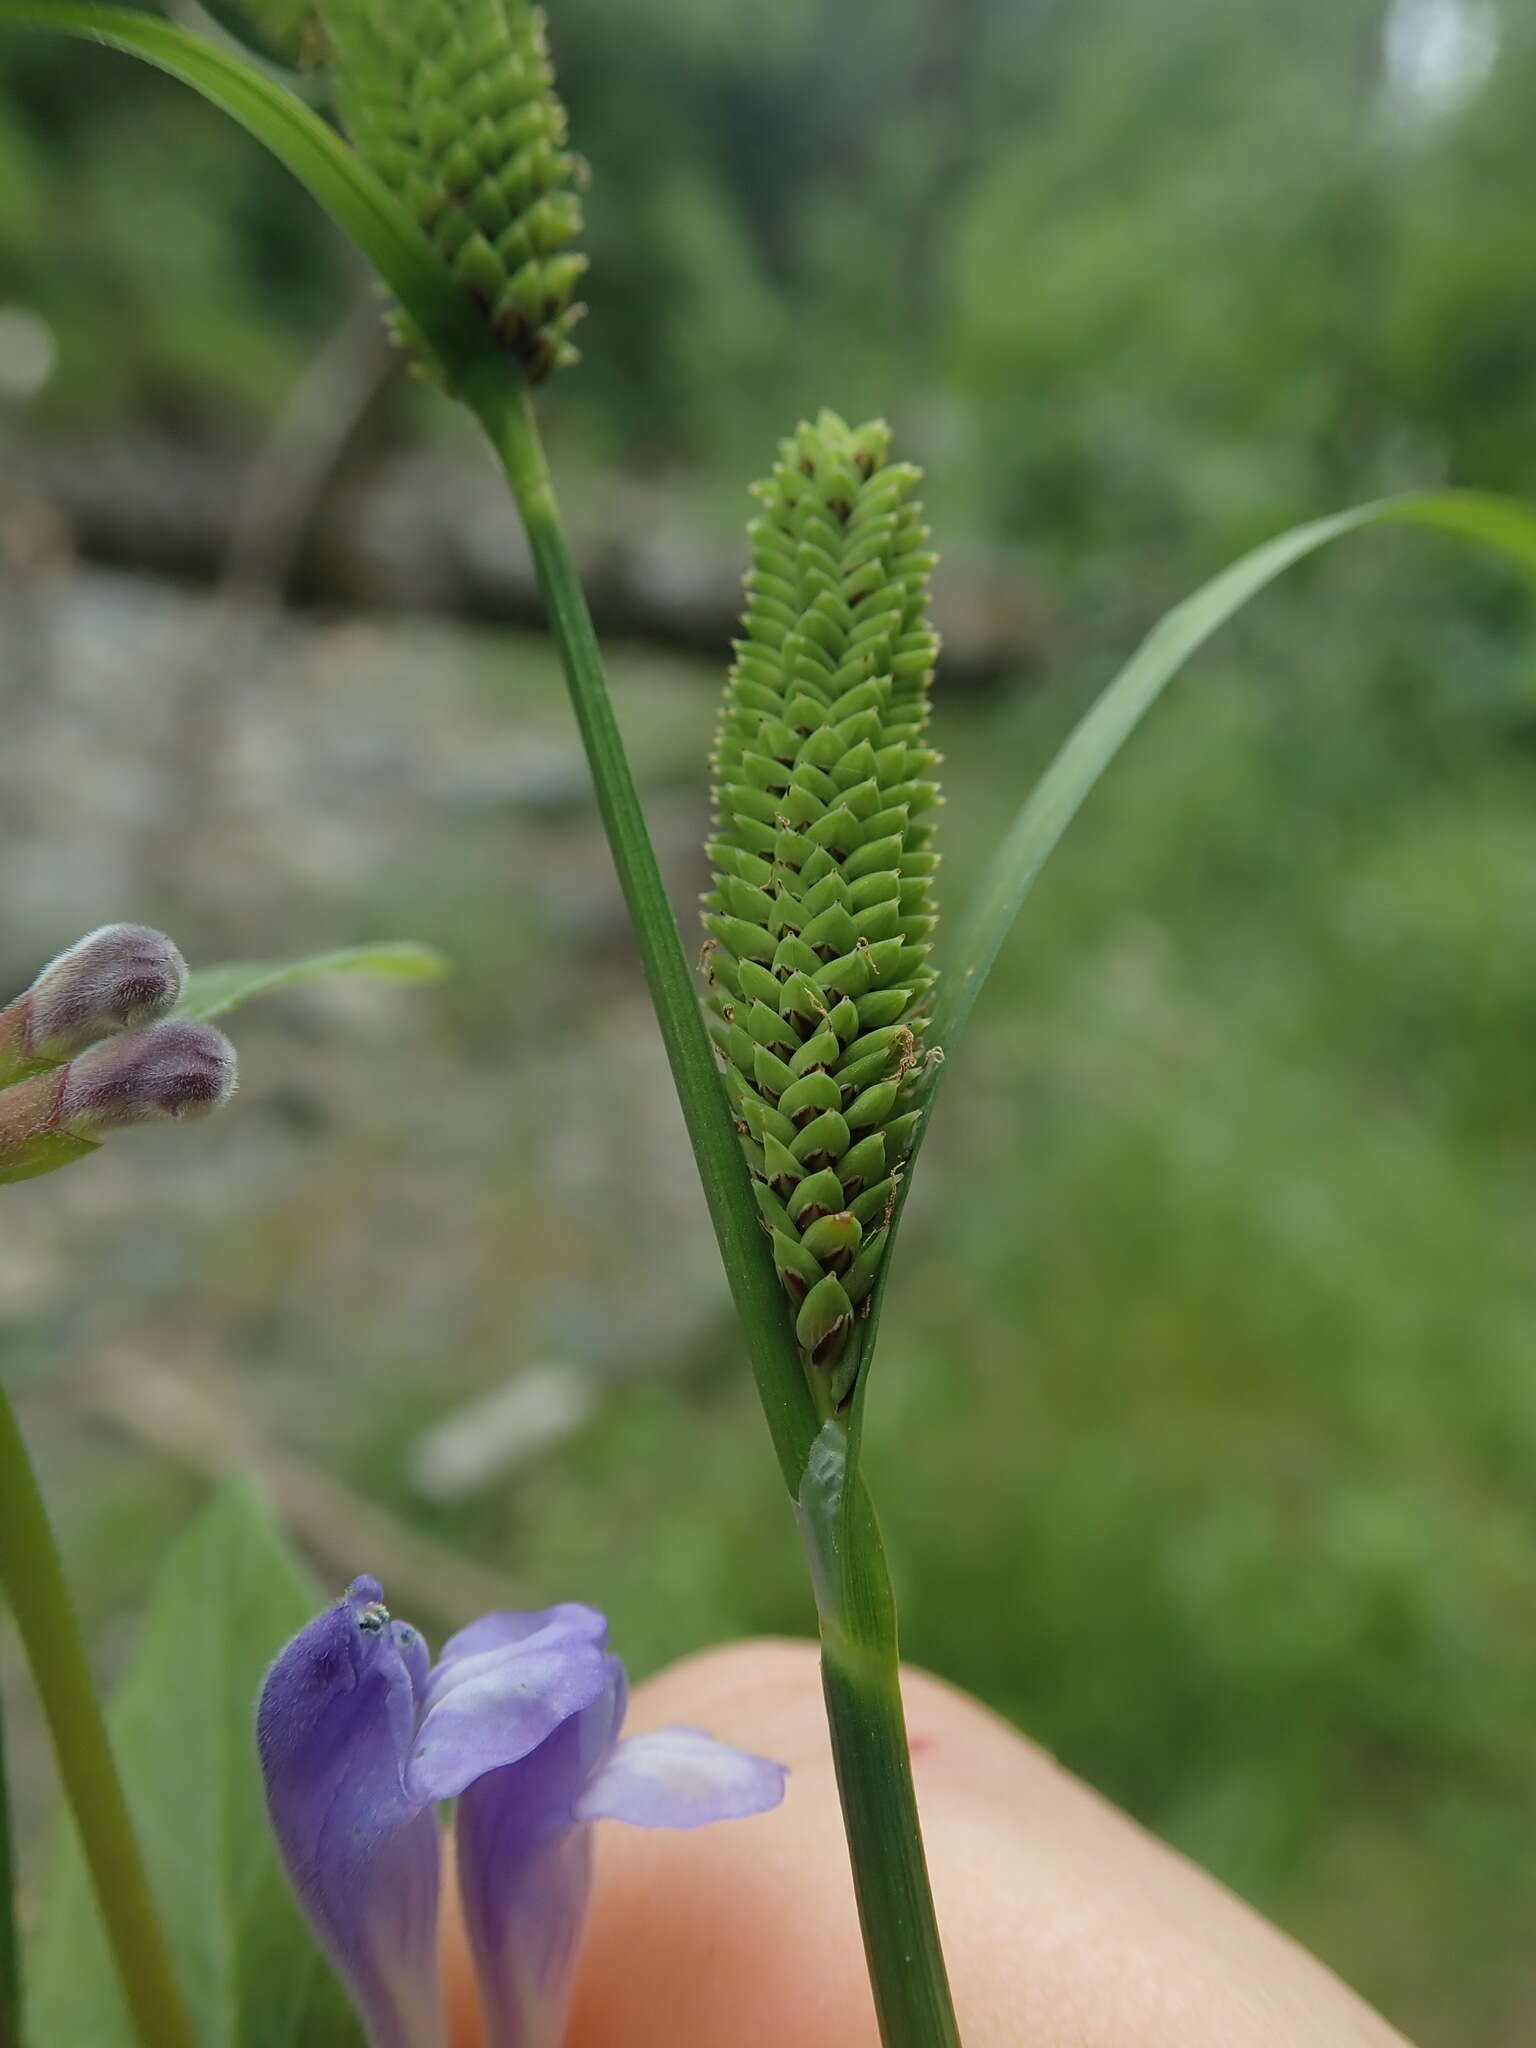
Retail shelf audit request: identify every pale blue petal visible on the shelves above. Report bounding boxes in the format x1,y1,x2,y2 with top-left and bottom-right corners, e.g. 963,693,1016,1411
574,1725,788,1829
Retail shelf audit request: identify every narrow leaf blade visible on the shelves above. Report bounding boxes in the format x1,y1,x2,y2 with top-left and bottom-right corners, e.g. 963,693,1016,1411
847,490,1536,1454
933,489,1536,1062
0,3,495,387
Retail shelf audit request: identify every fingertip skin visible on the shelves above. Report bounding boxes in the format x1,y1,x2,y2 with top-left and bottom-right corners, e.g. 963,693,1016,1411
553,1640,1413,2048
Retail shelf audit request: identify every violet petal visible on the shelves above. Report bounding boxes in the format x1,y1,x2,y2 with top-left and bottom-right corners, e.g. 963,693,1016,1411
433,1603,609,1670
454,1658,626,2048
407,1606,614,1804
257,1578,442,2048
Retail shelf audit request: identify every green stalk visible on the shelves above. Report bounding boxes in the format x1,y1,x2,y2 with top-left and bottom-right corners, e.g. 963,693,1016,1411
822,1635,957,2047
803,1427,961,2048
0,1388,196,2048
466,364,820,1492
464,363,961,2045
0,1683,18,2048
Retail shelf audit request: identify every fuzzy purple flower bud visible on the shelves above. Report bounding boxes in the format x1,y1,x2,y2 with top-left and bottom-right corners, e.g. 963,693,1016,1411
258,1582,786,2048
56,1019,237,1136
0,925,186,1081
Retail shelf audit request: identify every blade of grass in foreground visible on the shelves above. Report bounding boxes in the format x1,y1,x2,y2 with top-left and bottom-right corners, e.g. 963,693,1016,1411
0,1684,18,2048
0,1389,198,2048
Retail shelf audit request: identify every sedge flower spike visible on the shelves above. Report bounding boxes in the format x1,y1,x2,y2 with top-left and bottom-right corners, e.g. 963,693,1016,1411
704,412,942,1406
257,1579,785,2048
322,0,588,382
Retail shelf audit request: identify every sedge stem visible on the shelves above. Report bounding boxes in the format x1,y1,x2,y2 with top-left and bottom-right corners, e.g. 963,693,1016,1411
466,364,820,1492
821,1629,961,2048
465,363,962,2045
0,1386,197,2048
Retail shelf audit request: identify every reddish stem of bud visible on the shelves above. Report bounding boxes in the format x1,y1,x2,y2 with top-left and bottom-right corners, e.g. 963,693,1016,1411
0,1070,67,1152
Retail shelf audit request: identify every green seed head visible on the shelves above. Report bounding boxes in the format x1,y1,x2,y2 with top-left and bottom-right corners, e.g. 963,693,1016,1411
704,412,942,1405
322,0,588,381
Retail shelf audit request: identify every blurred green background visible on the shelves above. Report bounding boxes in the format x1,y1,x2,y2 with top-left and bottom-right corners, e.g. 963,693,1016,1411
3,0,1536,2039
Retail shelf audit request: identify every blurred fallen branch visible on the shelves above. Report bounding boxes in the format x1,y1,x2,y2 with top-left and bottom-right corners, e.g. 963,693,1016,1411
0,423,1037,690
221,284,399,602
77,1352,515,1626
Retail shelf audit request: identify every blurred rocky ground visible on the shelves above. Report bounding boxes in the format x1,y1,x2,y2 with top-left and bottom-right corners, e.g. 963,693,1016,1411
0,548,743,1347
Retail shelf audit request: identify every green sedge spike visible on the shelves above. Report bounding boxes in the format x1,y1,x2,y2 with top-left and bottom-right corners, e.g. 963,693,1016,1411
321,0,588,382
704,411,942,1408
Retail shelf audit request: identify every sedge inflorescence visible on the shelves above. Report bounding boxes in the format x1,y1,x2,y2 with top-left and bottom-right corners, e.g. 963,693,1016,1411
704,411,942,1406
324,0,587,381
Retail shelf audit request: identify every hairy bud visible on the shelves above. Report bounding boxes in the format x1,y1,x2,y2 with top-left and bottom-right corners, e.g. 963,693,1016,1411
703,412,942,1405
323,0,588,382
0,925,186,1085
57,1021,238,1137
0,1020,236,1185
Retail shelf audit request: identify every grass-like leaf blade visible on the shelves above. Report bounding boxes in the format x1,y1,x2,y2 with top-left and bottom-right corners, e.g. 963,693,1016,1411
933,489,1536,1060
851,489,1536,1457
0,3,497,389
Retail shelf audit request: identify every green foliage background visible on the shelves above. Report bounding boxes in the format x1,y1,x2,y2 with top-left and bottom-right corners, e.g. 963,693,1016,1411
3,0,1536,2041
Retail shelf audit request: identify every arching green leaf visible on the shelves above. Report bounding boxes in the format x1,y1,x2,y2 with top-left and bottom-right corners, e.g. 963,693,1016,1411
177,942,447,1023
933,490,1536,1062
852,489,1536,1448
0,3,499,389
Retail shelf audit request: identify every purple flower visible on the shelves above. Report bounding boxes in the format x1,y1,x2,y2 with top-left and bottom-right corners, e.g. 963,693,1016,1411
257,1579,786,2048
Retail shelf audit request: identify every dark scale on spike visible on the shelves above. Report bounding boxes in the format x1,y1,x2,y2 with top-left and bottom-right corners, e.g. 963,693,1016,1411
323,0,587,382
704,412,941,1405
